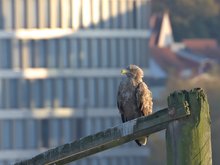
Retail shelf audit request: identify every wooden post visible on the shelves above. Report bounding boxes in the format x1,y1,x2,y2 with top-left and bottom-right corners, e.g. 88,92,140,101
15,104,189,165
166,88,212,165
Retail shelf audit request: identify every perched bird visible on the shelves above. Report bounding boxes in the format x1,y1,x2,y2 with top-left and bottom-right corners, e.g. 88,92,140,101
117,64,153,146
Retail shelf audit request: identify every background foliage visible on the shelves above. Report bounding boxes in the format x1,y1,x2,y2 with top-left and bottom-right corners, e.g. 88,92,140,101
152,0,220,42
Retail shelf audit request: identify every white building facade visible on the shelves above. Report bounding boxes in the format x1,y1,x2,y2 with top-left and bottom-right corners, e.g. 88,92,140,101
0,0,151,164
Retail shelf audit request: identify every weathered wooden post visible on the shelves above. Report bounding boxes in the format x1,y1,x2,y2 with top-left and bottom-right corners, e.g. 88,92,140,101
166,88,212,165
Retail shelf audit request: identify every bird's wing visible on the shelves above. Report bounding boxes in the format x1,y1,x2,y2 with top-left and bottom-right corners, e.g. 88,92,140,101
117,82,127,123
136,82,153,116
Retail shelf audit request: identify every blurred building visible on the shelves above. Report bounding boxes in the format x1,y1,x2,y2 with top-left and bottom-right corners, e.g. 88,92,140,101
150,12,220,78
0,0,152,164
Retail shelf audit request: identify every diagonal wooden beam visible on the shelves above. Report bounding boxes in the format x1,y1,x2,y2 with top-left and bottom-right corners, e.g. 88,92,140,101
15,102,190,165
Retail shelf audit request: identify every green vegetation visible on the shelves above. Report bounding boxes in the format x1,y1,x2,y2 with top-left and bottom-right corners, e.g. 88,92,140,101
152,0,220,42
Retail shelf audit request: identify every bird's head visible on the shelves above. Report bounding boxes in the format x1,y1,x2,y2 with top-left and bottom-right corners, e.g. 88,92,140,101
121,64,144,80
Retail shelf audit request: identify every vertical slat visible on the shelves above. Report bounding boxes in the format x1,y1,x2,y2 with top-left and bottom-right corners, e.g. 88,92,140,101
26,0,37,28
34,79,41,108
21,40,29,69
82,0,91,28
51,119,59,147
12,39,20,69
50,0,58,28
2,0,12,29
0,120,2,149
142,0,148,29
14,0,22,28
103,78,107,106
105,116,112,129
69,38,78,68
14,119,24,149
38,40,45,67
45,0,50,28
1,39,5,68
110,0,119,28
59,39,68,68
53,78,60,108
86,118,92,134
110,39,117,67
62,119,71,143
140,38,148,67
101,0,110,28
31,40,39,67
0,40,2,68
78,78,85,107
107,78,114,107
135,39,140,64
66,78,74,107
36,120,42,148
38,0,45,28
59,119,64,144
0,79,2,108
98,78,104,107
44,40,50,68
87,40,92,68
101,39,108,67
72,0,81,30
80,39,89,68
29,40,34,67
119,39,125,66
44,79,51,108
88,79,95,108
2,120,12,149
127,39,133,65
127,0,134,28
47,39,56,68
71,119,77,140
61,0,70,28
119,0,127,28
30,80,36,109
4,79,10,109
27,120,39,148
6,39,12,69
73,78,78,107
91,0,100,27
91,39,98,68
58,78,64,107
63,79,68,107
10,79,17,108
95,117,101,133
20,80,26,108
136,0,142,29
124,39,129,66
1,39,6,68
26,119,36,148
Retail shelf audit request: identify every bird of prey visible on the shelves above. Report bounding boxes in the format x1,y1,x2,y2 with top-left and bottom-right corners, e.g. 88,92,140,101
117,64,153,146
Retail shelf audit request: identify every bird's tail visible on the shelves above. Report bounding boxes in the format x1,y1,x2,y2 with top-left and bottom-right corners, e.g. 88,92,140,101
135,136,148,146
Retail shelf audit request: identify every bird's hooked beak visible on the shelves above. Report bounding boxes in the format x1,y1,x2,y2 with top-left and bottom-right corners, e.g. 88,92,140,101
121,69,128,75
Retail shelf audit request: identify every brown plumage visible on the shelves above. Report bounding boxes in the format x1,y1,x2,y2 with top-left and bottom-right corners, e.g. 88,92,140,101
117,64,153,146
